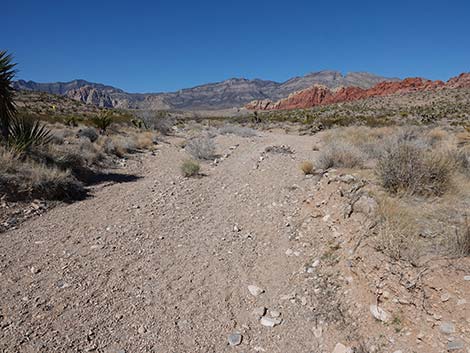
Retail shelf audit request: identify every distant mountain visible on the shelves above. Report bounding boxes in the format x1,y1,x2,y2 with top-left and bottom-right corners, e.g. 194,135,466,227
246,73,470,111
13,71,398,111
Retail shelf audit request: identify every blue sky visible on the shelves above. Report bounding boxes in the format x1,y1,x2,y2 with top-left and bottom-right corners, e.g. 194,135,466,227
4,0,470,92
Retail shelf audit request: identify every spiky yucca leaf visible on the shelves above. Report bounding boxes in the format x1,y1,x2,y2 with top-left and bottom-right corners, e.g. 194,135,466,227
0,50,17,140
8,116,52,152
91,111,113,133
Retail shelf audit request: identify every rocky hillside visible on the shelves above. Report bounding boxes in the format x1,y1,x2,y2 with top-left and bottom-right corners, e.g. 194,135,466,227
13,71,396,111
246,73,470,110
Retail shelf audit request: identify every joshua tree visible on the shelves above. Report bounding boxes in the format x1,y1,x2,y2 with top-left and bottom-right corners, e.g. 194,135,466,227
0,50,17,141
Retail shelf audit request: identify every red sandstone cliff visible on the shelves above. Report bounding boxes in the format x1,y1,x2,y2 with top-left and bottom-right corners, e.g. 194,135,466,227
245,73,470,111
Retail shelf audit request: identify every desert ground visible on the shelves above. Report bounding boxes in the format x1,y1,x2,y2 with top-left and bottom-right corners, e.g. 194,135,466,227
1,124,469,353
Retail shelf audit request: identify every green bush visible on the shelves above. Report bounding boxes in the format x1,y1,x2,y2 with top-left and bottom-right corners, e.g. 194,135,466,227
181,159,200,177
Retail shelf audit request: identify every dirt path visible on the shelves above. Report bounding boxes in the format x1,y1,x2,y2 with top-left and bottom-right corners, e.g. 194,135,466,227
1,132,338,352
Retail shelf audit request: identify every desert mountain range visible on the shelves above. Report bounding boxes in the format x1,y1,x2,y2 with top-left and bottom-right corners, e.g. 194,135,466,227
13,71,397,111
246,73,470,111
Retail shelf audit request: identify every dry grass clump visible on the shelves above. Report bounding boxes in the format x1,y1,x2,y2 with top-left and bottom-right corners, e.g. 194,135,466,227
300,161,314,175
77,127,99,142
185,136,216,160
0,146,85,201
376,142,453,196
316,141,364,169
181,159,200,177
219,124,257,137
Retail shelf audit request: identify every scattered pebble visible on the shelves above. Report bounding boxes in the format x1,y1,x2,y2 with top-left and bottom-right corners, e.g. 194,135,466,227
252,307,266,318
248,285,264,297
447,339,465,351
439,322,455,334
464,276,470,281
440,292,451,302
137,326,146,334
260,317,282,327
30,266,40,274
269,310,281,318
370,304,390,322
332,343,353,353
228,333,242,346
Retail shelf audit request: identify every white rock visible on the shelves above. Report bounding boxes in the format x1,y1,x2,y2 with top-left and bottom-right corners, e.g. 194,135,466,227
464,275,470,281
252,307,266,318
228,333,242,346
332,343,352,353
260,317,282,327
370,304,390,322
248,285,264,297
269,310,281,318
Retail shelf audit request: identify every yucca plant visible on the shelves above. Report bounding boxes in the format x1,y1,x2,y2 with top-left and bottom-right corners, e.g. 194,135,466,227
0,50,17,141
91,111,113,134
131,118,148,129
8,116,52,153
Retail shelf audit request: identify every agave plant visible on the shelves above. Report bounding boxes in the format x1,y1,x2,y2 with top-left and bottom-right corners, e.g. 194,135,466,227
0,50,17,141
8,116,52,153
91,111,113,134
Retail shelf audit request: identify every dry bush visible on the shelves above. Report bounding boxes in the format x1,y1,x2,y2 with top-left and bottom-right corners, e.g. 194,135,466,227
376,142,453,196
425,128,450,147
375,197,423,263
219,124,257,137
0,146,85,201
316,141,364,169
133,131,157,150
185,136,216,160
452,146,470,177
181,159,200,177
98,135,136,158
300,161,314,175
77,127,99,142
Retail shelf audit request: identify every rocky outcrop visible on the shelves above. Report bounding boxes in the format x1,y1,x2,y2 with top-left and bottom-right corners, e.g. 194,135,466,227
66,86,115,108
246,74,470,111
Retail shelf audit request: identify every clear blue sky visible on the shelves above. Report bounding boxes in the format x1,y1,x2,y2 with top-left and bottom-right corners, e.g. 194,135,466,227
4,0,470,93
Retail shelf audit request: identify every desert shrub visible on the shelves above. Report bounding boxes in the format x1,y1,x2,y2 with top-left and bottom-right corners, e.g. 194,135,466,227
452,147,470,177
185,136,216,160
98,135,136,158
300,161,314,175
0,146,85,201
376,142,453,196
137,111,175,135
8,116,52,152
78,127,99,142
316,142,364,169
133,131,157,150
219,124,257,137
91,111,113,133
181,159,200,177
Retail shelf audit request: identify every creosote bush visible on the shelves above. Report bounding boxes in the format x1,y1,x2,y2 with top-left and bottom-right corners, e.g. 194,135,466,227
185,136,216,160
181,159,200,177
315,141,364,169
78,127,99,142
376,142,452,196
300,161,314,175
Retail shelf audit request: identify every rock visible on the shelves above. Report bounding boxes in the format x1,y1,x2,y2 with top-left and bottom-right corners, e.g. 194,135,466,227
439,322,455,334
269,310,281,318
457,299,467,305
441,292,451,302
285,249,294,256
252,307,266,318
233,225,241,232
354,195,378,215
30,266,40,274
332,343,353,353
370,304,390,322
447,339,465,351
280,293,295,301
260,317,282,327
464,276,470,281
137,325,146,334
228,333,242,346
311,259,320,267
248,285,264,297
313,326,323,338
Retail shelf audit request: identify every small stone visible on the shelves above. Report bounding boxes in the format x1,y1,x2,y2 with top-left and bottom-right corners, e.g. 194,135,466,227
138,326,146,334
228,333,242,346
464,276,470,281
285,249,293,256
441,292,451,302
313,326,323,338
457,299,467,305
332,343,353,353
300,297,307,306
30,266,40,274
280,293,295,301
248,285,264,297
269,310,281,318
252,307,266,318
370,304,390,322
447,339,465,351
439,322,455,334
233,225,241,232
260,317,282,327
311,260,320,267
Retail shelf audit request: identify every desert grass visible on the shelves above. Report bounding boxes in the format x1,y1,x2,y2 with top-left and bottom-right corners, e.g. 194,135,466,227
181,159,200,177
300,161,314,175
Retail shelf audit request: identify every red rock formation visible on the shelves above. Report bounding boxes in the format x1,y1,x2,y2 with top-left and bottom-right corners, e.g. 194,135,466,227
246,73,469,111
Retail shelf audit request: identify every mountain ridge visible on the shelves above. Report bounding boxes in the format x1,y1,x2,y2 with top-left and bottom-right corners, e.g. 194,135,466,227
13,71,397,111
